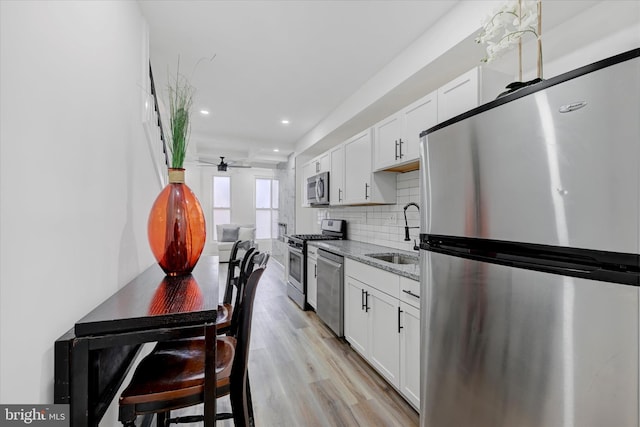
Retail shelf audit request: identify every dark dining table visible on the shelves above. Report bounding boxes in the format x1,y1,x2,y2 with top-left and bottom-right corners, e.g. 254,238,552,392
54,256,220,427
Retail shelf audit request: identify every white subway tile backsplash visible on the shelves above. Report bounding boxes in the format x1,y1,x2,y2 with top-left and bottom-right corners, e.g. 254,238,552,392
327,170,422,250
397,180,413,189
397,170,418,181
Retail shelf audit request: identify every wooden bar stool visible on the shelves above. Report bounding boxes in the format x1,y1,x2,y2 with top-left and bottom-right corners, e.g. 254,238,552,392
217,241,256,334
118,252,269,427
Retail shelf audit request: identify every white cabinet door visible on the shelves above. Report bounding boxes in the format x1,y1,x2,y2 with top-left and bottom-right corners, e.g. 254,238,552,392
373,113,402,171
437,66,510,123
301,161,315,207
312,152,330,174
345,260,420,409
400,301,420,410
344,129,395,205
399,276,421,308
437,67,480,123
402,91,437,163
368,286,400,388
329,144,344,206
373,91,437,172
306,249,318,310
344,276,368,356
344,130,372,204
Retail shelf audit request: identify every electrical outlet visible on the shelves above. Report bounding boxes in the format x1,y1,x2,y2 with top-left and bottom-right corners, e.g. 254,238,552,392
384,212,397,225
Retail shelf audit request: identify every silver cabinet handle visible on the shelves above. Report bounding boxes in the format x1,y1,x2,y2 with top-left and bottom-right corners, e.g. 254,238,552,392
398,306,403,333
365,183,370,199
399,138,404,159
395,140,399,160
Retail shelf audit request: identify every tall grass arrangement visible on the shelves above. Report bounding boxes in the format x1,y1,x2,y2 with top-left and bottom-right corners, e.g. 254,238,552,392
167,62,194,169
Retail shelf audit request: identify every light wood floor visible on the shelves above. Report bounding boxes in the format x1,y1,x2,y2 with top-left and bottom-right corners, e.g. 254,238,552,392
179,260,419,427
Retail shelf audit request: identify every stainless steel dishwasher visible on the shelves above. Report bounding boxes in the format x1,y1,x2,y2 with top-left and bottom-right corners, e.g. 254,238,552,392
316,248,344,337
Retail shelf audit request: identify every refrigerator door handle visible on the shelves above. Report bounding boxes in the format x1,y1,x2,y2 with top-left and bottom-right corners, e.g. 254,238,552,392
424,234,640,286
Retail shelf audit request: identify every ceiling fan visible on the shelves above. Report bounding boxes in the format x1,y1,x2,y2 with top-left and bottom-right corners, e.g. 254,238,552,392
198,156,252,172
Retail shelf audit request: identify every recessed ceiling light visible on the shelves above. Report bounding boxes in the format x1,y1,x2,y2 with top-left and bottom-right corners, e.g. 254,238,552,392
200,110,210,115
281,119,290,125
273,148,279,152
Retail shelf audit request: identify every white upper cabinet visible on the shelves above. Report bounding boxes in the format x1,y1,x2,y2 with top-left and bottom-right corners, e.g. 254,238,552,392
374,91,437,172
299,66,509,206
329,144,345,206
300,160,315,207
311,152,330,174
403,92,437,163
344,129,395,205
437,66,511,123
373,113,402,171
344,130,371,204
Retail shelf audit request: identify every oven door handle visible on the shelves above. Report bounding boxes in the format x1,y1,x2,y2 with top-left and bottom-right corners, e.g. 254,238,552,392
288,246,303,255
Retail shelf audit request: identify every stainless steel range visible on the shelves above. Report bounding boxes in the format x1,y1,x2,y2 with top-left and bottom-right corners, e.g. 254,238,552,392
286,219,346,310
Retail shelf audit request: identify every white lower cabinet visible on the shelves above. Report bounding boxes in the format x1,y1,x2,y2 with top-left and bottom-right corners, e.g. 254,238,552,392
399,276,421,410
368,285,400,387
344,259,419,408
307,246,318,309
344,275,400,387
399,301,420,409
345,276,369,355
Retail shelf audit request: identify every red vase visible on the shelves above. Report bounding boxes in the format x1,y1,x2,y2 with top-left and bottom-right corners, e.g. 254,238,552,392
148,168,206,276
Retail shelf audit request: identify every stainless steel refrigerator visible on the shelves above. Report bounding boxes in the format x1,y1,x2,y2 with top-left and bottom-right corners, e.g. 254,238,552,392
419,49,640,427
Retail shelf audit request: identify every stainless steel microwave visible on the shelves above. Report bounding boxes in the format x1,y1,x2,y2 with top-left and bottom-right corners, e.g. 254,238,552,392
307,171,329,205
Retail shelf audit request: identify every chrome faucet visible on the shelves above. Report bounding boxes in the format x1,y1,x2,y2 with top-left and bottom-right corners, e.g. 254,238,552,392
403,202,420,245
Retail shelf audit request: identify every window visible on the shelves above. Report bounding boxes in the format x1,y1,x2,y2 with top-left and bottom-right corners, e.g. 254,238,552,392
212,176,231,240
255,178,279,239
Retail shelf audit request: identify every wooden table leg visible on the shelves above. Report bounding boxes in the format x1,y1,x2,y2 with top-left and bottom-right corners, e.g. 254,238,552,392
70,338,91,427
203,322,217,427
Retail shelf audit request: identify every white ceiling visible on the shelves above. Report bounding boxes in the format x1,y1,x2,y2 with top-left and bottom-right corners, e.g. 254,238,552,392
138,0,458,167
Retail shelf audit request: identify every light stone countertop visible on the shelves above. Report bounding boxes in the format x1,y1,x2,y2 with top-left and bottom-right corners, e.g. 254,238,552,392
307,240,420,281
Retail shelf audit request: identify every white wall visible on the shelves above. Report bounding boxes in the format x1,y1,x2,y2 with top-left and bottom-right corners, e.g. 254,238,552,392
0,1,158,403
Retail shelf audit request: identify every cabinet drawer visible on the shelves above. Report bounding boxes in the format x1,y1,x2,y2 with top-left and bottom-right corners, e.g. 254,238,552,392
399,277,420,309
307,245,318,258
345,259,399,298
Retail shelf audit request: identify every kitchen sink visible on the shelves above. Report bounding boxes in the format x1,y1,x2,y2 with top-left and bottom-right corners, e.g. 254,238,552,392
365,253,419,265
